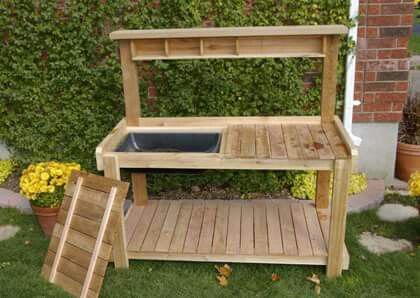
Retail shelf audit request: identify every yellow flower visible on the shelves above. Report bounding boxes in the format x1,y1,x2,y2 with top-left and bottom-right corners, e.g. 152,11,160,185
40,172,50,181
47,185,55,193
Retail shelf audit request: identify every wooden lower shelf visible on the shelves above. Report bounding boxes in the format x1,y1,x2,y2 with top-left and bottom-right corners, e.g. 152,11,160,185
125,199,349,267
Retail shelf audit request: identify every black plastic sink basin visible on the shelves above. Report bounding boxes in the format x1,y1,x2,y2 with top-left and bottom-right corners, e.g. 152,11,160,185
116,132,221,153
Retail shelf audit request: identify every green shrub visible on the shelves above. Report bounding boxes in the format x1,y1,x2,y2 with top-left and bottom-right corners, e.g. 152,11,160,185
290,171,367,200
0,0,352,193
0,160,14,184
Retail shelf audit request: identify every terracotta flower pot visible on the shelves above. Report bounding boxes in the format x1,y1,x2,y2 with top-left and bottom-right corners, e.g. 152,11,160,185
31,204,60,236
395,142,420,182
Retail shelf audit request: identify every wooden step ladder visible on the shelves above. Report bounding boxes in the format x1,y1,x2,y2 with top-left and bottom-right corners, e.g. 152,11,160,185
42,171,129,298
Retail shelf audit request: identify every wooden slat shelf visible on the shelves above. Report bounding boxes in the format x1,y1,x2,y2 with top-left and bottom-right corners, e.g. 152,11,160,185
124,199,349,267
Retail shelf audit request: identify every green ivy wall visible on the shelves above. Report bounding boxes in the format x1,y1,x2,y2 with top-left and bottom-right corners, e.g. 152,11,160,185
0,0,351,193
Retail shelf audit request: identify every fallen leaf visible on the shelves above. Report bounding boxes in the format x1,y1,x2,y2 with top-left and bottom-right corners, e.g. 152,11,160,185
409,252,416,257
216,275,228,287
215,264,232,278
359,255,367,261
306,273,320,285
148,268,153,272
24,240,32,246
271,273,281,281
315,284,321,295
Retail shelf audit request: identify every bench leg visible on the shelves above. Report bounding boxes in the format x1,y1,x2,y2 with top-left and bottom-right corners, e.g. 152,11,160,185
315,170,331,209
327,159,351,278
132,173,148,206
103,155,129,269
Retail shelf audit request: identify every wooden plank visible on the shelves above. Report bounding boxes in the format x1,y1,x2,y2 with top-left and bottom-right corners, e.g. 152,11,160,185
327,159,351,278
51,225,112,260
308,124,335,160
49,177,83,282
125,206,145,245
224,125,241,158
155,201,182,252
43,252,102,293
212,200,229,254
240,201,254,255
266,200,283,255
56,210,114,244
323,123,349,159
48,270,98,298
277,200,298,256
239,125,256,158
47,238,108,276
141,200,171,252
315,171,331,209
197,200,217,254
183,200,205,253
65,184,123,212
127,200,158,251
267,125,287,159
132,173,148,206
302,203,327,256
290,202,313,256
110,25,348,40
226,201,241,255
320,35,340,124
295,125,318,159
253,201,268,255
283,124,303,159
81,187,117,298
255,125,270,159
169,201,193,253
120,40,140,125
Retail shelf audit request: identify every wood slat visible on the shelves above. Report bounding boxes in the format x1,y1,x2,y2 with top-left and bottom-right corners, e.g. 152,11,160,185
295,125,319,159
125,206,145,245
308,124,335,160
323,123,349,159
277,200,298,255
255,125,270,158
282,125,303,159
212,200,229,254
253,201,268,255
127,200,158,251
239,125,256,158
226,201,241,255
46,270,98,298
197,200,217,254
240,201,254,255
155,201,182,252
303,203,327,256
224,125,241,158
169,201,193,253
290,203,313,256
267,125,287,159
266,200,283,255
141,200,170,252
183,201,205,253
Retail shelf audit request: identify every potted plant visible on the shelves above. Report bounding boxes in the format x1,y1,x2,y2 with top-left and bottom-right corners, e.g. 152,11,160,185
396,96,420,181
19,161,80,236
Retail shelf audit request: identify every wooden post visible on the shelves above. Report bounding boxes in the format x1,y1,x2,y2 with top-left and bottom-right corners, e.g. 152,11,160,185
321,36,340,125
132,173,148,206
315,171,330,209
120,40,140,126
103,155,129,269
327,159,351,278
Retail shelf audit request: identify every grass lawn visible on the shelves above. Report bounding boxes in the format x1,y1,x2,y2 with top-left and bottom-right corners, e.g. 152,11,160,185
409,8,420,55
0,195,419,298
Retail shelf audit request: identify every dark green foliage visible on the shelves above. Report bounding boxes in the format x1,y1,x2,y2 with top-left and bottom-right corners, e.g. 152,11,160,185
0,0,352,193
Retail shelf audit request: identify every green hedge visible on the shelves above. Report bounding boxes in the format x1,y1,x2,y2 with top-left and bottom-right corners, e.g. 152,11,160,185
0,0,352,193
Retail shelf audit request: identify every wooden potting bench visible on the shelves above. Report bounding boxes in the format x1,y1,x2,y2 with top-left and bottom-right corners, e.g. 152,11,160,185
96,25,357,278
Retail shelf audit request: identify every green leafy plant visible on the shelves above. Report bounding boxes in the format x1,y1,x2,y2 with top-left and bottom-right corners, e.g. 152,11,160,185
291,171,367,200
0,0,352,193
0,160,14,184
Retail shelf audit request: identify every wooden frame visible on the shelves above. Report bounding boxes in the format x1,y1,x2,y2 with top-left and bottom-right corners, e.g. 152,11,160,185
97,25,355,278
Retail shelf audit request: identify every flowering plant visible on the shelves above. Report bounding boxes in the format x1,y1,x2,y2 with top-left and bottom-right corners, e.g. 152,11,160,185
291,171,367,200
408,171,420,197
20,161,80,207
0,159,14,184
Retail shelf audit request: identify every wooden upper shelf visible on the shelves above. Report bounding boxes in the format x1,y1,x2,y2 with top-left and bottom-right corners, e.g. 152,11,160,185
110,25,348,61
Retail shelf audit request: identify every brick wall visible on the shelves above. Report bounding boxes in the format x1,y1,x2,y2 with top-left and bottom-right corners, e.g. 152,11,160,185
354,0,413,122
